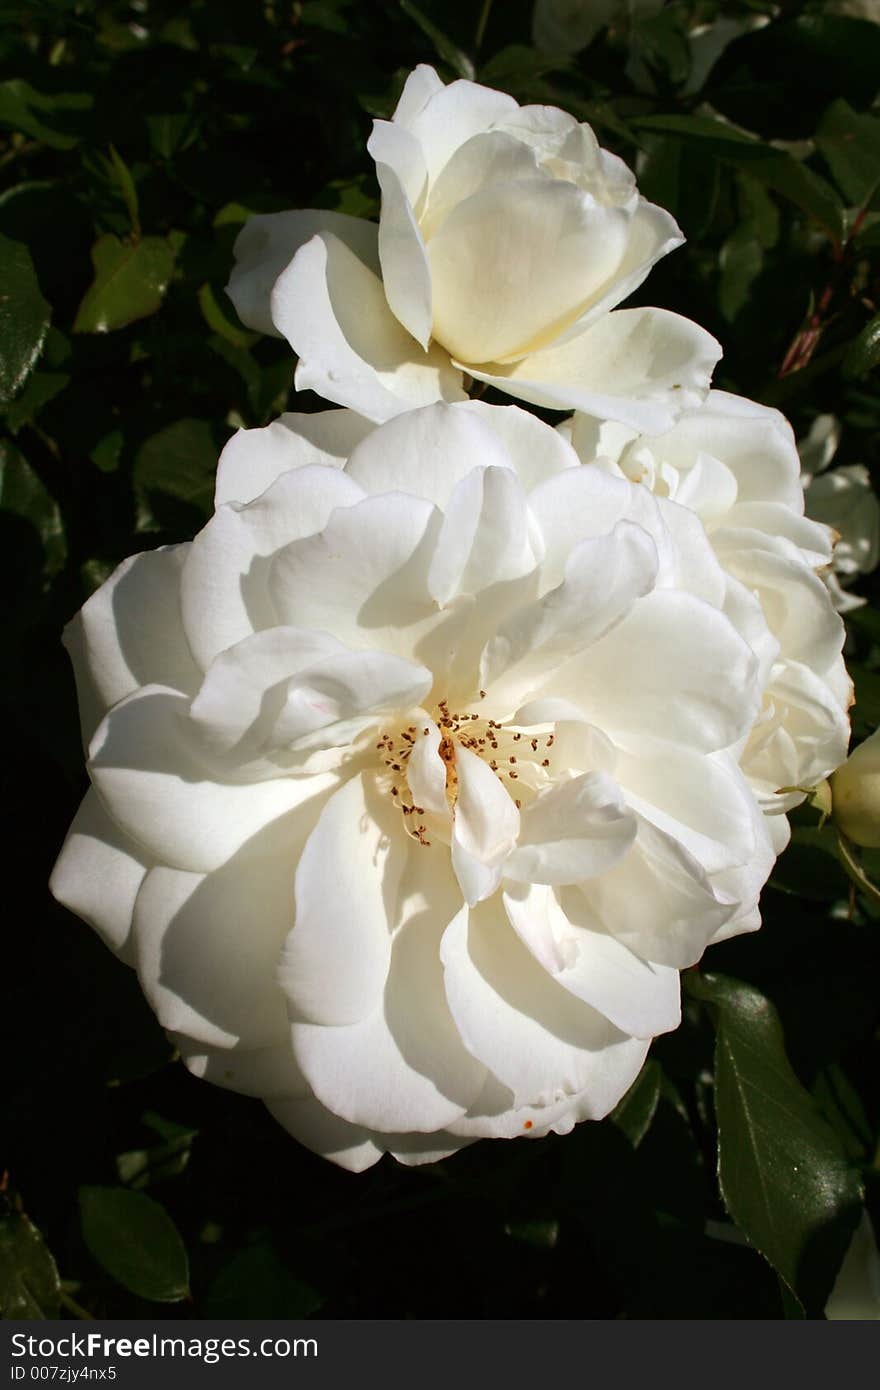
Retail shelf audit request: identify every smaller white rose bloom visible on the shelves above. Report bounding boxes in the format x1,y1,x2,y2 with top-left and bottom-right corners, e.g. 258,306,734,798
825,1212,880,1320
227,65,720,433
563,390,852,851
52,401,774,1171
799,415,880,614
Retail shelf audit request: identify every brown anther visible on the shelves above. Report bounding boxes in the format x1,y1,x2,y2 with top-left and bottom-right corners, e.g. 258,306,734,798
508,756,517,764
542,759,550,768
509,770,518,779
423,728,430,735
531,739,539,751
490,760,498,771
513,733,521,741
392,763,401,772
547,735,555,747
515,799,522,808
479,690,487,699
391,786,399,797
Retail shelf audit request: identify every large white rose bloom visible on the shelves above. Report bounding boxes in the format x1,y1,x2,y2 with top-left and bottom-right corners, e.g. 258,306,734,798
226,65,720,433
51,401,775,1171
564,391,851,851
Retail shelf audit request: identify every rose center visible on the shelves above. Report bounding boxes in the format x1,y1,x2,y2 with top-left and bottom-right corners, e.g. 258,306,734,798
376,695,558,846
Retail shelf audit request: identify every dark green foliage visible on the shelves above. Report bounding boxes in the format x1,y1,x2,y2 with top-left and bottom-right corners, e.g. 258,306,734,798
3,0,879,1320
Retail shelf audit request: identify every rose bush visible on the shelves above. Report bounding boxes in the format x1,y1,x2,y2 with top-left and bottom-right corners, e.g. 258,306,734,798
227,65,720,432
563,391,851,851
51,401,775,1170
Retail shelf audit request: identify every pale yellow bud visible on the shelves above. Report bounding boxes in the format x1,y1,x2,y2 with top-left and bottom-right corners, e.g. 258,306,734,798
831,729,880,848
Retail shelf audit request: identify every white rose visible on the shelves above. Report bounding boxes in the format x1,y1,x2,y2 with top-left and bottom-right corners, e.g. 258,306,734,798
564,390,851,850
227,65,720,433
51,401,773,1171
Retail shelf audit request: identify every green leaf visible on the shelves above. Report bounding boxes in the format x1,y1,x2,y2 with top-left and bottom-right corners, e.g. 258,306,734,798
719,223,764,322
0,438,66,579
842,315,880,381
134,417,219,527
203,1236,321,1318
107,145,140,239
0,1211,61,1318
632,114,845,242
638,135,721,241
0,79,91,149
688,973,863,1314
399,0,475,81
4,370,69,432
198,280,257,349
78,1186,189,1303
816,100,880,209
611,1058,662,1148
73,233,176,334
0,233,50,404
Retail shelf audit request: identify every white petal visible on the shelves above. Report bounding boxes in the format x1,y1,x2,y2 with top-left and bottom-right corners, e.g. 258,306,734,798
451,745,520,906
215,409,374,507
505,771,636,885
406,718,449,816
481,520,659,708
649,389,802,510
189,627,431,770
715,532,845,676
268,491,444,661
89,685,331,873
64,545,200,747
227,208,380,336
132,826,296,1050
727,501,833,566
267,1095,385,1172
587,814,737,967
550,590,759,755
271,231,465,422
180,464,364,672
465,307,720,432
49,787,149,962
292,893,487,1133
456,400,580,492
538,197,684,350
399,76,519,184
440,899,649,1113
173,1034,309,1100
504,882,681,1037
345,400,514,506
367,118,428,209
372,152,433,347
279,773,406,1026
428,179,631,363
428,465,538,605
527,465,632,586
617,746,760,875
419,129,543,241
391,63,445,128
